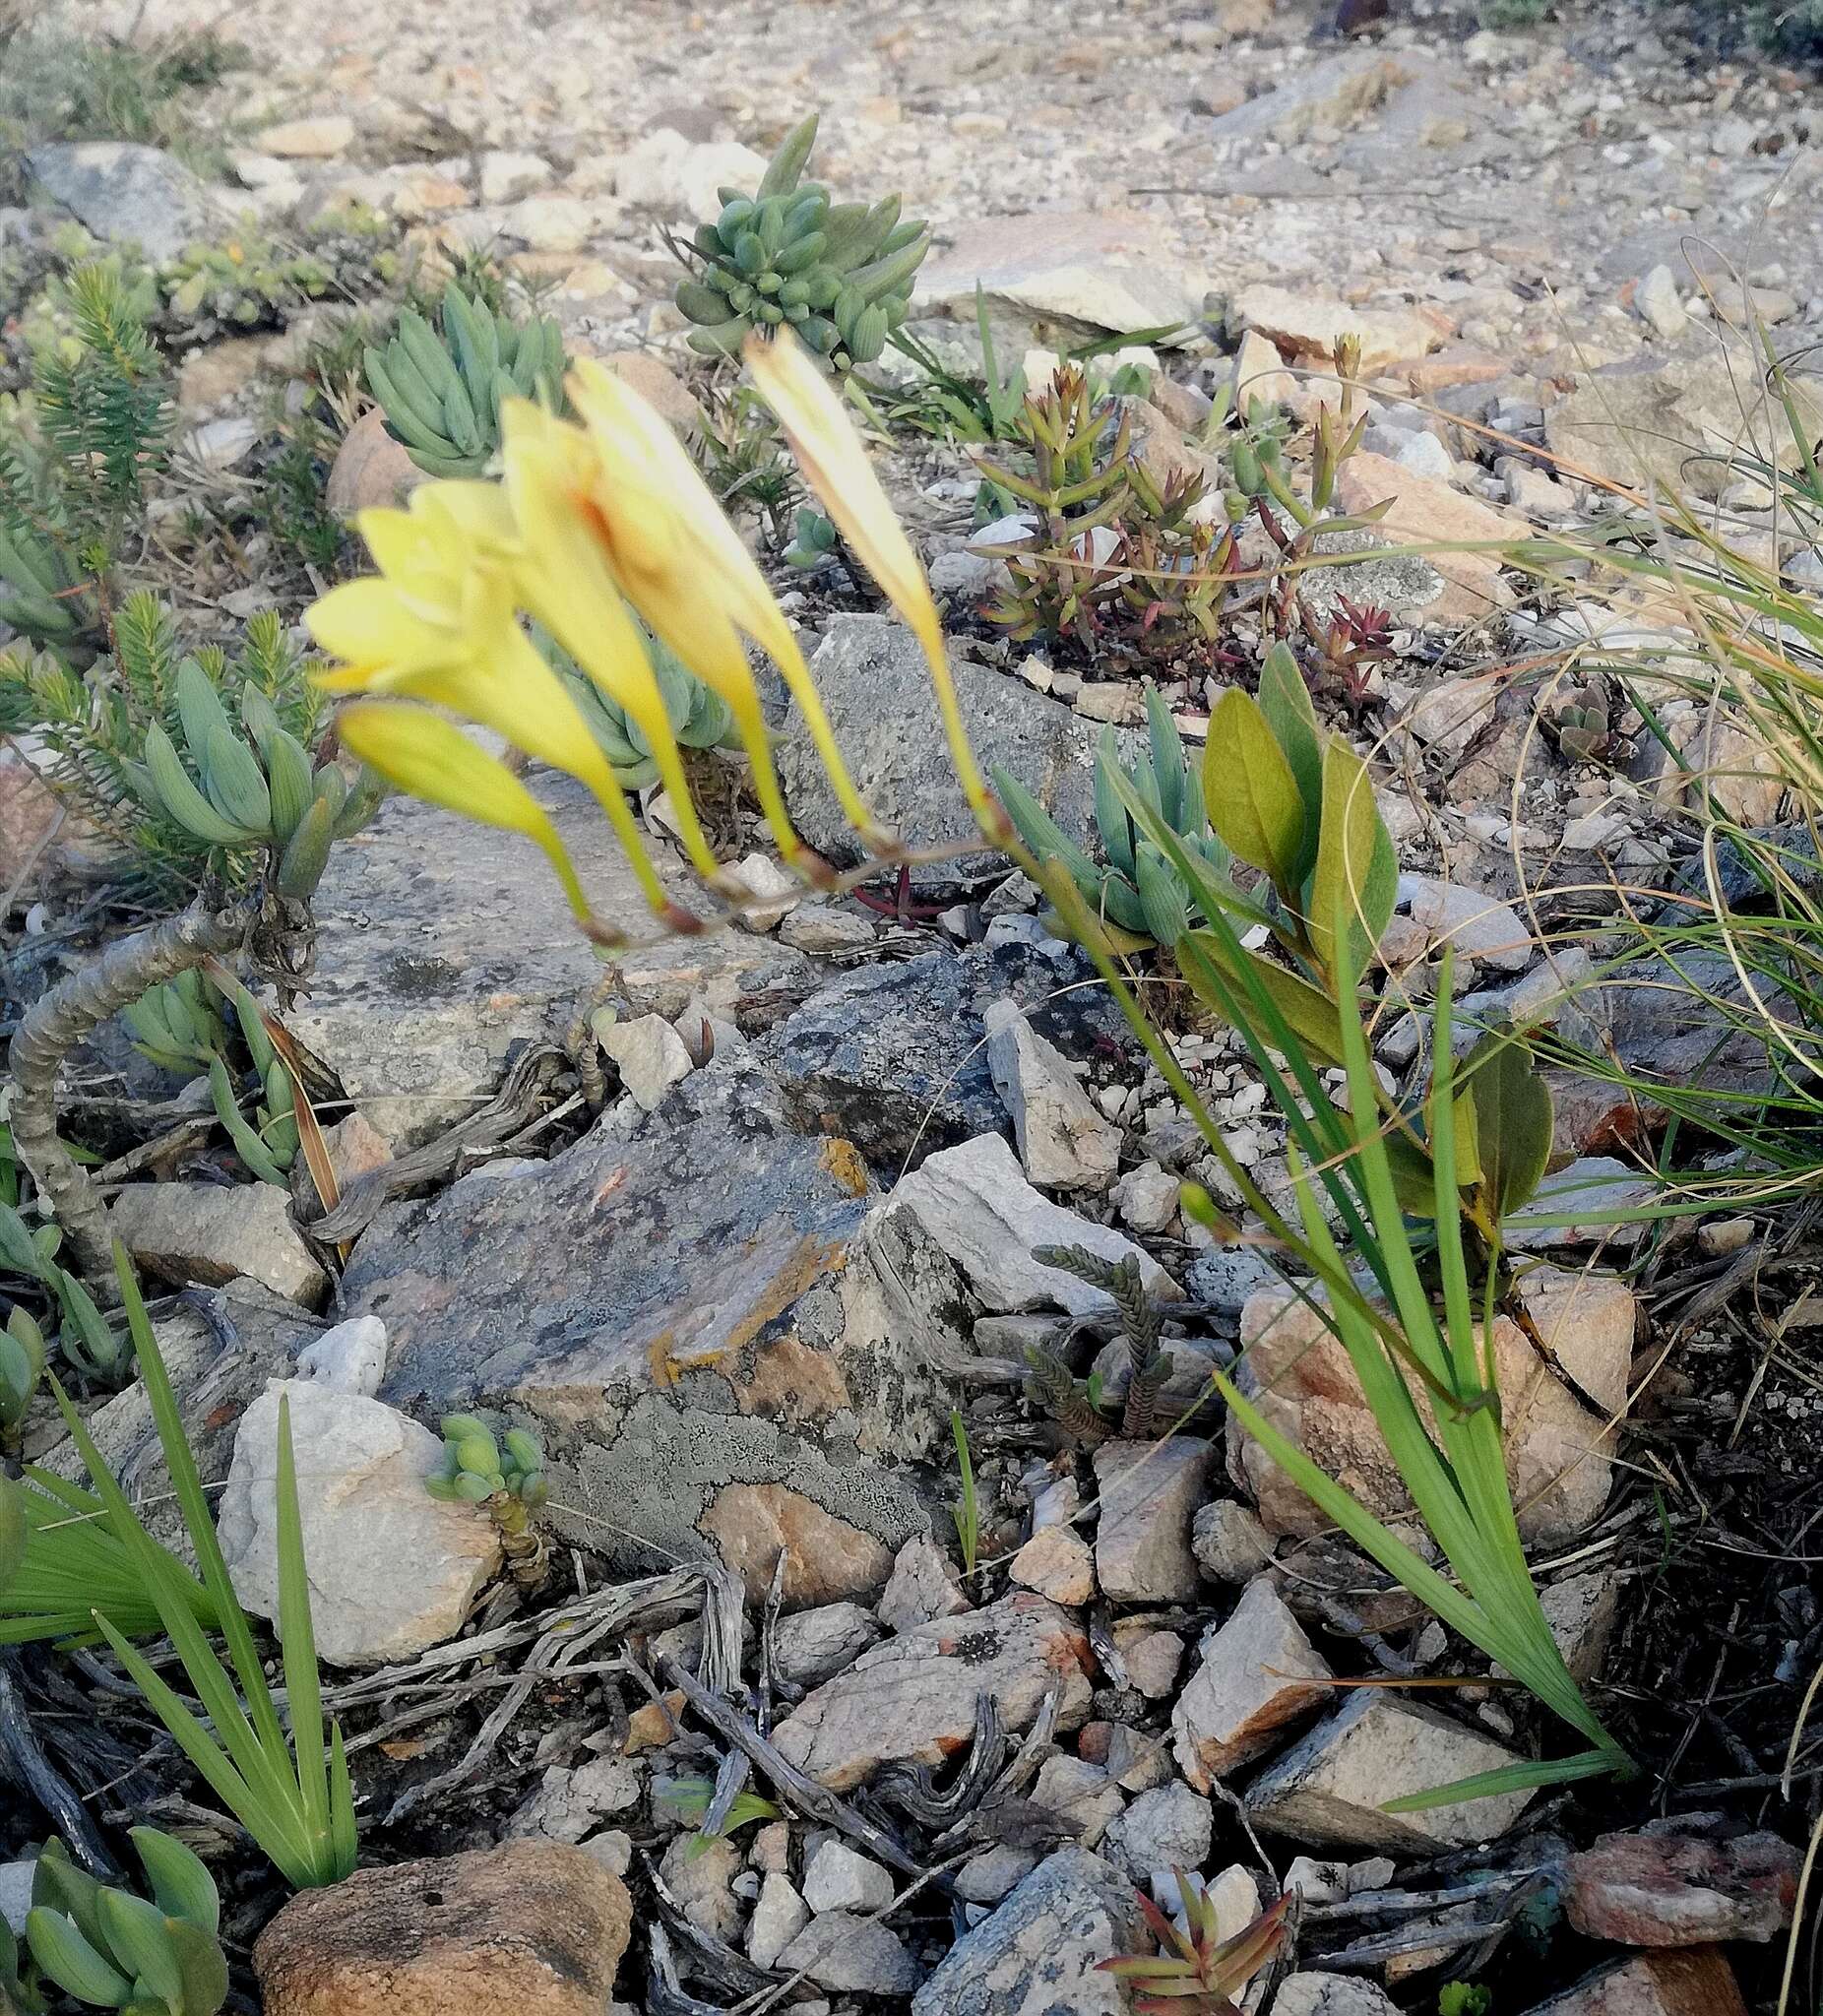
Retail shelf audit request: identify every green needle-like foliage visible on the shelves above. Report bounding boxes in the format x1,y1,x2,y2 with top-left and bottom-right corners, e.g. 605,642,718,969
53,1245,357,1890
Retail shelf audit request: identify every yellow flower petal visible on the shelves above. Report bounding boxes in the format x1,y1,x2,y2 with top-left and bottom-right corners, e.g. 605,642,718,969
305,579,451,673
566,356,880,852
746,328,998,840
335,702,607,938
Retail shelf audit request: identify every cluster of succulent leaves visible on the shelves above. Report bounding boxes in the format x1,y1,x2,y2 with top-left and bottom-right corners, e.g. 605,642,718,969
0,1199,131,1390
425,1414,549,1509
364,279,567,478
1001,687,1233,952
3,1831,225,2016
549,622,744,789
127,969,299,1185
0,598,364,899
669,113,929,372
1099,1879,1288,2015
0,260,171,654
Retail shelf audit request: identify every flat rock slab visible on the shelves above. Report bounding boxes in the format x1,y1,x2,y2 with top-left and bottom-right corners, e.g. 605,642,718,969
775,614,1135,895
1173,1575,1333,1791
108,1180,327,1308
347,1046,943,1600
917,211,1203,341
770,938,1131,1169
773,1593,1092,1792
288,771,806,1148
1244,1691,1536,1853
910,1848,1143,2016
27,143,221,262
1565,1821,1799,1946
1091,1437,1207,1602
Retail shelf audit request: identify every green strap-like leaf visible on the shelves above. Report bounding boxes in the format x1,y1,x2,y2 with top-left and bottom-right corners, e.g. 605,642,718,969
1203,688,1306,898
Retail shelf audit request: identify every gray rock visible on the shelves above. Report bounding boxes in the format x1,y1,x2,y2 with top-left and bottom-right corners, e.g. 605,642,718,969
878,1534,970,1631
296,1314,388,1397
745,1871,808,1969
917,212,1202,345
772,1602,885,1687
1244,1692,1537,1852
0,1861,33,1933
1092,1437,1207,1601
659,1834,743,1942
289,771,805,1149
956,1846,1041,1904
1635,265,1689,342
776,614,1132,894
511,1757,640,1843
1185,1244,1282,1315
1293,527,1448,630
773,1593,1092,1793
1031,1756,1125,1848
1504,1157,1659,1251
218,1381,500,1667
599,1013,693,1110
802,1840,896,1915
986,1001,1121,1192
770,939,1130,1168
1399,874,1532,973
107,1180,327,1308
877,1134,1179,1321
911,1848,1144,2016
1173,1576,1333,1791
777,1911,921,1993
1207,50,1413,147
1274,1975,1402,2016
1191,1499,1276,1582
26,143,220,262
778,902,877,954
347,1047,941,1604
1101,1783,1213,1885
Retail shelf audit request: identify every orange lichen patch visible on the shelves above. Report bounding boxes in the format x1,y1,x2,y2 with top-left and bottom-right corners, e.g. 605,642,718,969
819,1135,872,1199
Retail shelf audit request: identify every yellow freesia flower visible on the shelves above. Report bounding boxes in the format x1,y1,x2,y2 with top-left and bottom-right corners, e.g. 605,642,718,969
562,356,891,857
744,329,1004,846
495,398,737,903
306,480,704,932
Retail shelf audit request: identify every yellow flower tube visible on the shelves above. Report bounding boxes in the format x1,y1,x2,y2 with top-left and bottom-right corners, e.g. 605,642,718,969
305,486,697,931
744,329,1005,848
563,357,891,855
497,400,738,904
336,701,610,942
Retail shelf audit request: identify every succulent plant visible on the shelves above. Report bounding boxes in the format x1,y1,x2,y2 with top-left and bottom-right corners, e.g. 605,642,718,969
555,627,744,788
126,658,384,897
124,970,229,1074
0,1304,44,1450
0,513,97,650
1099,1878,1288,2014
206,977,297,1187
783,504,839,570
996,686,1238,950
669,114,929,372
0,1198,131,1390
426,1414,550,1591
23,1830,226,2016
363,281,567,478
